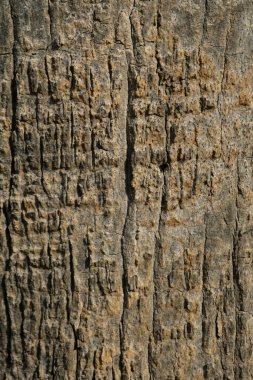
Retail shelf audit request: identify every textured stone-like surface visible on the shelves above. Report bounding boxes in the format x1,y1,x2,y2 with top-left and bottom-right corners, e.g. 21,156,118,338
1,0,253,379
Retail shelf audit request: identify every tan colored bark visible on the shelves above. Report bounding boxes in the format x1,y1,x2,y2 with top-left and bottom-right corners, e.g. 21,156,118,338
1,0,253,379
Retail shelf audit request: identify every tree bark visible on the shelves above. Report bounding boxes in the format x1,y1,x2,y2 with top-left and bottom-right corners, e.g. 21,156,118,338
1,0,253,379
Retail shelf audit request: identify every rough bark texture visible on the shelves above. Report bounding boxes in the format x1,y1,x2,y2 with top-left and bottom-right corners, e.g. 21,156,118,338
1,0,253,379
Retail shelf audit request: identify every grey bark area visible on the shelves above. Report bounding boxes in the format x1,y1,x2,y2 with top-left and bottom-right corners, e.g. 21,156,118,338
1,0,253,379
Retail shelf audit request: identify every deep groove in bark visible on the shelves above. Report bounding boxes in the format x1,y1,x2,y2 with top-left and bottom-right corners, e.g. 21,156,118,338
2,275,12,371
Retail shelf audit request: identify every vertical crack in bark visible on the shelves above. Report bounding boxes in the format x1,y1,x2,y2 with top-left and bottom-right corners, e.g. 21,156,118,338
3,3,18,371
33,305,44,378
149,1,170,369
232,157,240,377
7,0,18,228
178,164,183,209
19,290,26,370
47,0,53,45
9,0,18,178
119,8,137,375
191,153,198,196
219,14,232,101
39,133,51,198
10,71,17,185
36,93,49,197
119,217,128,379
217,13,232,153
148,335,153,380
201,213,208,366
198,0,208,108
68,239,75,295
201,0,208,47
70,55,75,100
119,65,133,380
71,105,77,167
89,70,96,169
149,3,169,375
44,57,52,97
2,274,12,371
75,344,80,380
3,204,12,271
150,175,165,379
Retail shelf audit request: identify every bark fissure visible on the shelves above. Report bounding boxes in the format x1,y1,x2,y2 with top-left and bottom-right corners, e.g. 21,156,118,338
3,204,12,271
9,0,18,195
217,13,232,151
232,157,240,376
2,275,12,371
119,63,133,380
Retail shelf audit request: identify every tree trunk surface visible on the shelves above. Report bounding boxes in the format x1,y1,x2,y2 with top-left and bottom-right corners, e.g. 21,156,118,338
0,0,253,379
